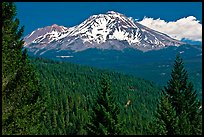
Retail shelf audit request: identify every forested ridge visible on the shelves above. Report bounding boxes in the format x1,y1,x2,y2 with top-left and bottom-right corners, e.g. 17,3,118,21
30,57,162,134
2,2,202,135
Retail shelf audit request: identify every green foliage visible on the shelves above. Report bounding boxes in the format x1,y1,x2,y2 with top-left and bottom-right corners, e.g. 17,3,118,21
85,76,124,135
164,54,189,115
31,57,161,135
2,2,44,135
149,95,179,135
2,2,201,135
151,54,202,135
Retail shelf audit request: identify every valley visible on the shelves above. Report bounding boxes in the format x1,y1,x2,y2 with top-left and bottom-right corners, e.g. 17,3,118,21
23,11,202,101
3,2,202,135
27,44,202,100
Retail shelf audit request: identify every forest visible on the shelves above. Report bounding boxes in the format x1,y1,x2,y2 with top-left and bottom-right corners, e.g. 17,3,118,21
30,57,162,134
2,2,202,135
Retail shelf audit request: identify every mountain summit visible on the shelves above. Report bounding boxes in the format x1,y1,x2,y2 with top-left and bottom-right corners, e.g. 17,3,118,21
24,11,185,54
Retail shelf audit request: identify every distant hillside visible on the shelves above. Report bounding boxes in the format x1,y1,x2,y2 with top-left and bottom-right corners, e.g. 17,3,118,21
28,44,202,100
30,57,162,134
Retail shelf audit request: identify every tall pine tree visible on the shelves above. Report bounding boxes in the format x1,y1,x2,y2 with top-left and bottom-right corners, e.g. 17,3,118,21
85,76,124,135
151,54,202,135
2,2,45,135
149,95,179,135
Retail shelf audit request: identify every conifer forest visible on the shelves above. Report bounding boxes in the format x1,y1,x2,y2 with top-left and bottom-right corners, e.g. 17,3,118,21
2,2,202,135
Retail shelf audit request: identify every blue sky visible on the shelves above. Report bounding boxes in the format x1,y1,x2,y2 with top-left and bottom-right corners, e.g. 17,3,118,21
15,2,202,37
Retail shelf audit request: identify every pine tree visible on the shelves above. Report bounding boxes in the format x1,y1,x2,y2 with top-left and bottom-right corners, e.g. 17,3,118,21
152,54,202,135
149,95,179,135
164,54,189,115
2,2,44,135
85,76,124,135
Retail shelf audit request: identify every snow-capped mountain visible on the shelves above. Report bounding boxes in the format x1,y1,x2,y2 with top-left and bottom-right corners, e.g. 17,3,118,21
24,11,185,55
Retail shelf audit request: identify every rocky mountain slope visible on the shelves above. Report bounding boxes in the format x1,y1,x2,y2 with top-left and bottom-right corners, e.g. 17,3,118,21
24,11,185,55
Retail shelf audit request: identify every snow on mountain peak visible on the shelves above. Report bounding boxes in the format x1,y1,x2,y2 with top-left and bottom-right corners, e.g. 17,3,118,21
50,24,67,31
51,24,58,27
24,24,69,46
107,11,121,14
24,11,185,53
66,11,141,44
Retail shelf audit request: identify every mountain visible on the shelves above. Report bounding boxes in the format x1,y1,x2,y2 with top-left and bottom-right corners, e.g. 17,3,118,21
24,11,185,55
180,38,202,45
24,11,201,99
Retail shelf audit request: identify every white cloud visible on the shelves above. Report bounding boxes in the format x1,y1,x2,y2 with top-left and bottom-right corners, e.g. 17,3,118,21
138,16,202,41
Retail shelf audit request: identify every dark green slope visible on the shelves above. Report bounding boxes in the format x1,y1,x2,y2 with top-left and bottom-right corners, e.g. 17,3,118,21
30,57,162,135
27,44,202,100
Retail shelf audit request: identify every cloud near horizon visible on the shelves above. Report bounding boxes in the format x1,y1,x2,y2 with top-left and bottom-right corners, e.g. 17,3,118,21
138,16,202,42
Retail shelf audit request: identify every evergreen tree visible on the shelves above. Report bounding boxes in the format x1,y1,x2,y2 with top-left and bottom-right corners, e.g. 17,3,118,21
164,54,189,115
149,95,179,135
2,2,44,135
152,54,202,135
85,76,124,135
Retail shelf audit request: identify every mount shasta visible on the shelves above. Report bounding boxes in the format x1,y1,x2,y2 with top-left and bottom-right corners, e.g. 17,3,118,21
24,11,185,54
24,11,201,98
